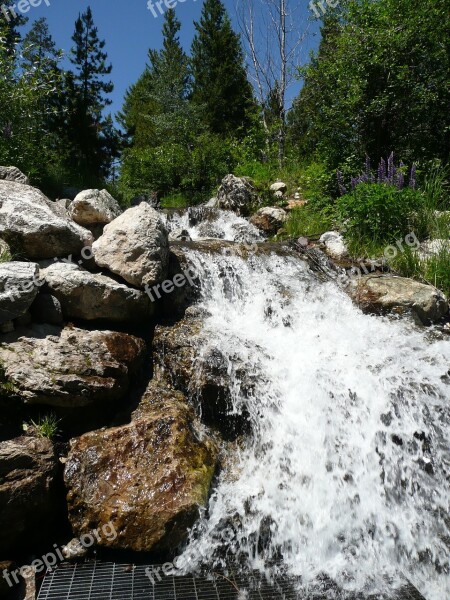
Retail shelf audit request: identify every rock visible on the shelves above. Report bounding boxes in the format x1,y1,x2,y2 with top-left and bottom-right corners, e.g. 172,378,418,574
204,197,219,208
62,538,88,560
274,190,284,199
0,325,146,407
41,262,154,322
0,436,58,555
153,308,252,438
217,174,258,216
93,203,169,289
419,239,450,260
169,228,192,242
0,262,40,324
348,274,448,324
286,199,307,210
250,207,288,235
320,231,349,261
64,380,218,552
0,166,29,185
0,181,93,259
31,294,63,325
69,189,122,227
270,181,287,194
130,192,160,210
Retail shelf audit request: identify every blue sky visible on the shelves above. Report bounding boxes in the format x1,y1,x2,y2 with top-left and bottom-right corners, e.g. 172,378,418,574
21,0,321,120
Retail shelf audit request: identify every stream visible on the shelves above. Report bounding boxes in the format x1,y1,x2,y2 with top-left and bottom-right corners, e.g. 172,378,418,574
164,209,450,600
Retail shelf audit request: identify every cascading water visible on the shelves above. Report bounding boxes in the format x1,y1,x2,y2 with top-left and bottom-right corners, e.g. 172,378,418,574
168,212,449,600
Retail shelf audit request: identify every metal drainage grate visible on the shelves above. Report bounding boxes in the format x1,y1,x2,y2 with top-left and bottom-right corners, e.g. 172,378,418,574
37,561,426,600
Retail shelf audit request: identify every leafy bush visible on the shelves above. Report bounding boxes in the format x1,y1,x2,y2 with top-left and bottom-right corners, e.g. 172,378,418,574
337,183,425,243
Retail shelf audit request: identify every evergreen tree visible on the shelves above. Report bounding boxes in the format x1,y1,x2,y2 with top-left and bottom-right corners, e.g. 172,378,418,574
0,1,27,54
69,6,117,183
191,0,254,136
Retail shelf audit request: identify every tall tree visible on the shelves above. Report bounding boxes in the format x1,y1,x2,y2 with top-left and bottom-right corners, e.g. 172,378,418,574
191,0,254,136
69,6,117,182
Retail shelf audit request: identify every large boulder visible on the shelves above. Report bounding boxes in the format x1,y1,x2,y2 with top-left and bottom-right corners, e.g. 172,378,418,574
41,262,154,322
250,207,287,235
93,203,169,288
0,325,146,407
348,274,448,323
0,180,93,259
69,189,122,227
320,231,349,261
0,262,39,323
0,436,58,555
0,166,29,185
64,380,218,552
217,174,258,216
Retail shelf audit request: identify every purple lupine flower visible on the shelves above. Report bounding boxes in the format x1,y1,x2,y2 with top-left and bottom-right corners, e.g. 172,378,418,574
365,155,371,179
409,164,417,189
387,152,395,184
396,171,405,189
378,158,387,183
336,170,347,195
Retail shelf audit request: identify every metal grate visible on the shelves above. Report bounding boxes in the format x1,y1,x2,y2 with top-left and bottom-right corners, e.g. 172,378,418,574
37,561,426,600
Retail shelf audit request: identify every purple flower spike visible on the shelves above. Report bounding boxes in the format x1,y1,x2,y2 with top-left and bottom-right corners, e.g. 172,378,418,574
409,164,417,189
387,152,395,184
336,170,347,195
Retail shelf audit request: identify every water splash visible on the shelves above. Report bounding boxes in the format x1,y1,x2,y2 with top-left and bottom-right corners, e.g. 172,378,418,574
176,247,450,600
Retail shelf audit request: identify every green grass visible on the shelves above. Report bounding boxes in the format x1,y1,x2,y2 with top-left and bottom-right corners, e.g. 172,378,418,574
0,244,12,263
28,414,61,440
160,192,189,209
284,205,334,239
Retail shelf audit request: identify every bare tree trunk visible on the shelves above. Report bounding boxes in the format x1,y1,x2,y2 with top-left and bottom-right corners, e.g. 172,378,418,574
278,0,287,165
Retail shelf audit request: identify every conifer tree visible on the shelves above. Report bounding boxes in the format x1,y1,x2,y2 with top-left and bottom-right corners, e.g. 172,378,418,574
191,0,254,136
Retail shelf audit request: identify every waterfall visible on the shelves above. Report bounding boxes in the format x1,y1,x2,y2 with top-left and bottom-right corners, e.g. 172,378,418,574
170,235,449,599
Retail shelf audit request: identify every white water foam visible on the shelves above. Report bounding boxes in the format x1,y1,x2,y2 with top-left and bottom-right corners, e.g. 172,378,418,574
175,247,450,600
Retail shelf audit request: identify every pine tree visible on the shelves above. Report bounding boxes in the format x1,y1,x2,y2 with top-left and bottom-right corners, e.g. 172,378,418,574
191,0,254,136
69,6,117,183
0,1,27,54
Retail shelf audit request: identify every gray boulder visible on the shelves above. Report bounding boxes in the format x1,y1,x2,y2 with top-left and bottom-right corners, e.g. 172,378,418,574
93,203,169,288
348,274,448,323
0,324,146,408
217,174,258,216
0,180,93,259
0,262,40,323
320,231,349,261
69,189,122,227
250,207,287,235
270,181,287,194
0,166,29,185
41,262,154,322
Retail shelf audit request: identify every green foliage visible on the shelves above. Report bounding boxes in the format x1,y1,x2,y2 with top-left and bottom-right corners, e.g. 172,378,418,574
284,205,334,239
191,0,255,136
289,0,450,170
28,414,61,440
337,183,425,244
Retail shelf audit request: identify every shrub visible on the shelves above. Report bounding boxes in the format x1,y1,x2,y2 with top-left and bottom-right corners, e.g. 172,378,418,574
336,183,425,244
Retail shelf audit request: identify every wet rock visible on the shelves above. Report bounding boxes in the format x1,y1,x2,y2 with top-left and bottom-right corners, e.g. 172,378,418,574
169,228,192,242
69,189,122,227
0,324,146,407
204,197,219,208
0,262,39,324
319,231,349,261
348,274,448,323
93,203,169,288
0,180,93,259
41,262,154,322
217,174,258,216
64,380,218,552
250,207,287,235
62,538,88,559
270,181,287,194
153,308,252,438
0,166,29,185
31,294,63,325
0,436,58,555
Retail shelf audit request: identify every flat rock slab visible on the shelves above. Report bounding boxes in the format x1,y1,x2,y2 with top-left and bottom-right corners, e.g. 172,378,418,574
0,262,39,323
0,165,29,185
41,262,154,322
65,380,218,552
0,324,146,407
348,274,448,323
0,180,93,259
